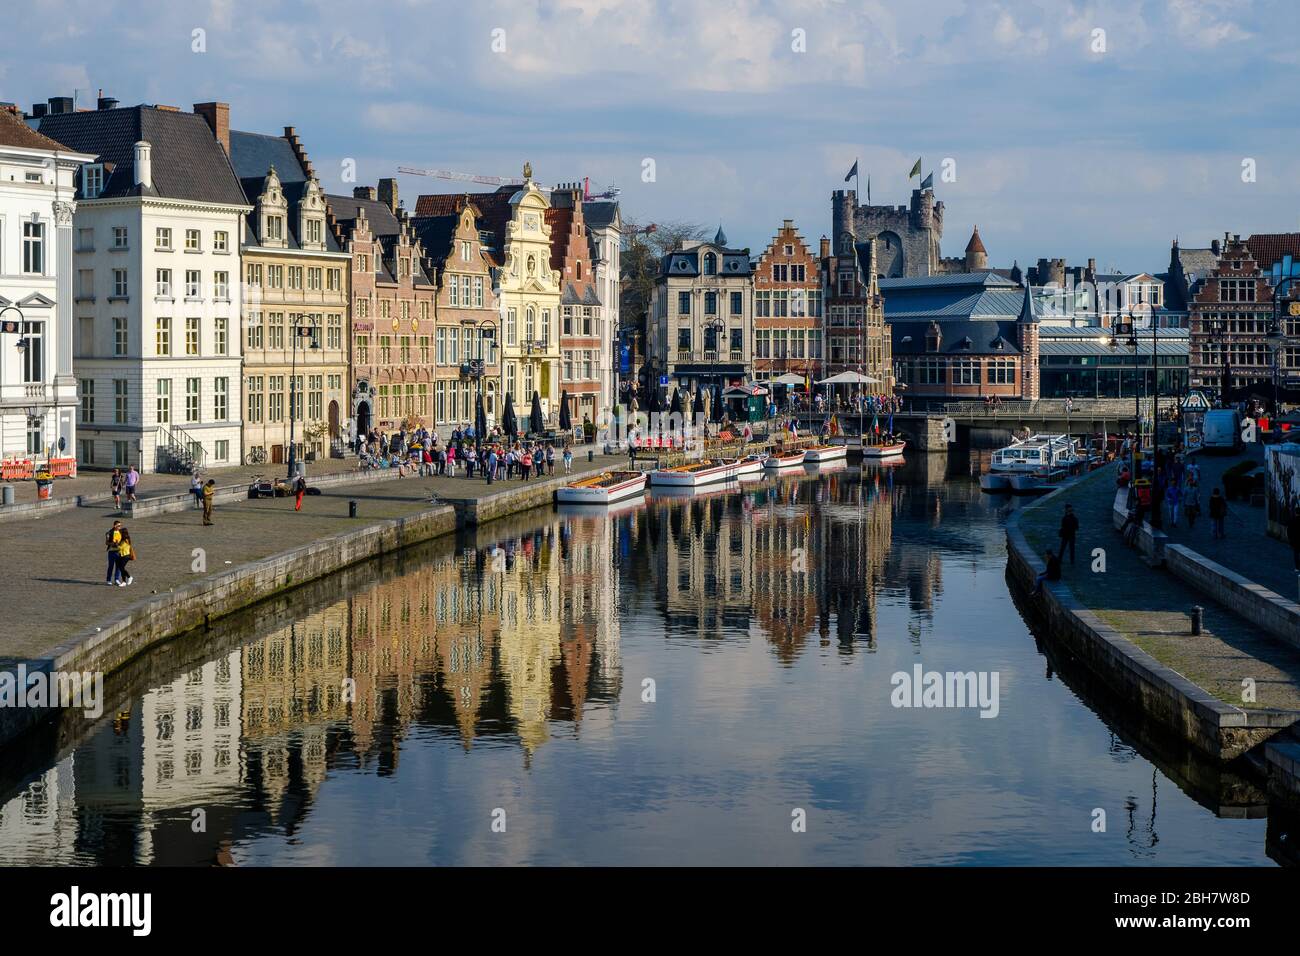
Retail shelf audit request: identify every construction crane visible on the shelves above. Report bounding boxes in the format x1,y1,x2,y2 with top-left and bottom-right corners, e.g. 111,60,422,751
397,167,523,187
397,167,622,201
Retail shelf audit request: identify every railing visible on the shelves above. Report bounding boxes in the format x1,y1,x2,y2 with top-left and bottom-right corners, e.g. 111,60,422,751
901,398,1153,419
154,424,208,474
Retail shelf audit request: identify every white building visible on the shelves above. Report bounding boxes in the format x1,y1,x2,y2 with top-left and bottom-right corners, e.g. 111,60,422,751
584,199,621,420
0,106,91,465
38,102,251,473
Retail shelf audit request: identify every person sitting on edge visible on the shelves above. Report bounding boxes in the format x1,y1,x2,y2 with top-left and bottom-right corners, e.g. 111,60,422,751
1033,549,1062,595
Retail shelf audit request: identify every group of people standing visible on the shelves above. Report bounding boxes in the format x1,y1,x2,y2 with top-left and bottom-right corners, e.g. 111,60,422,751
1116,449,1226,540
103,519,135,587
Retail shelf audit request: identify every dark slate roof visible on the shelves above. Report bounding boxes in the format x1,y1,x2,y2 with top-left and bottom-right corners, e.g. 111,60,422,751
411,214,458,269
1018,279,1037,324
582,200,618,231
228,129,307,183
0,107,70,152
1038,326,1188,358
891,320,1022,356
325,192,402,237
879,271,1019,291
561,283,602,306
37,105,248,206
661,244,752,278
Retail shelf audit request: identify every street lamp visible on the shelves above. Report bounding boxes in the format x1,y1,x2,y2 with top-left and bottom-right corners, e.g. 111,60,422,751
704,317,726,434
286,314,320,479
469,318,498,453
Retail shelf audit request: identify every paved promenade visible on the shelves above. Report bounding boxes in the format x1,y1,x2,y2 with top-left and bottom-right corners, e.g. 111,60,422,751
1019,464,1300,712
0,452,628,660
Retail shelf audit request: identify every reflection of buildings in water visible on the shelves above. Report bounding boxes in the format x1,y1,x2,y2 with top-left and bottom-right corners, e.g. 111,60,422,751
815,472,895,647
656,494,755,637
241,607,348,809
0,759,78,864
555,511,623,721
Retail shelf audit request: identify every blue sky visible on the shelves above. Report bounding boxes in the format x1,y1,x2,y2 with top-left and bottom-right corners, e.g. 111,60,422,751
5,0,1298,272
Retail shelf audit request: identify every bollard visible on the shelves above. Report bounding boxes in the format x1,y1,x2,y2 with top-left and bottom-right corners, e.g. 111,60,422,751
348,500,357,519
1190,605,1203,635
0,485,12,507
588,449,594,462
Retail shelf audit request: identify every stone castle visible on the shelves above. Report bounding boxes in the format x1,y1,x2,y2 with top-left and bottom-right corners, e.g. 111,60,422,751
832,186,984,278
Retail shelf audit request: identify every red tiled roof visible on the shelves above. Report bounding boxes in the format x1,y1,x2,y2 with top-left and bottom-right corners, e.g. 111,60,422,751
1246,233,1300,271
0,106,72,152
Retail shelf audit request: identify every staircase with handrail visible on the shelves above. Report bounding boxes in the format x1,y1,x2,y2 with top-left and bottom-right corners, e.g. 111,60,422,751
154,424,208,474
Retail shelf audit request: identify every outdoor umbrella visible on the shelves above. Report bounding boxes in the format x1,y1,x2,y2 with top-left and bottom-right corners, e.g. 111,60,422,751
475,393,488,448
670,388,683,418
558,390,572,432
503,394,518,439
530,391,545,435
692,387,705,425
711,383,723,422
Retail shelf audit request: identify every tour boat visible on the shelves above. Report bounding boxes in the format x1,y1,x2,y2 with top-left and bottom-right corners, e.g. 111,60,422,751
763,449,806,470
1010,467,1068,495
734,454,766,478
859,440,906,459
980,434,1078,494
555,470,647,505
803,444,848,464
649,458,738,488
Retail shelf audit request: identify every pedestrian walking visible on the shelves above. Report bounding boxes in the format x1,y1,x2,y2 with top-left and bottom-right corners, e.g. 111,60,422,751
1209,487,1227,539
114,528,135,587
1185,482,1201,530
105,520,124,584
1288,507,1300,572
110,468,125,510
202,479,215,526
294,474,307,512
1058,504,1079,564
125,465,139,503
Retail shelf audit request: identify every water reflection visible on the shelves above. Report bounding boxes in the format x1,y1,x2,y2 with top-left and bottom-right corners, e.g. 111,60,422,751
0,457,1281,866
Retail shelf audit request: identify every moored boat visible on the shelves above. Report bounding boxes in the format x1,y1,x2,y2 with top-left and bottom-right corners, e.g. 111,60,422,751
860,440,906,459
803,444,848,463
649,458,738,487
734,454,766,477
555,470,647,504
980,433,1078,494
763,449,806,469
979,472,1012,493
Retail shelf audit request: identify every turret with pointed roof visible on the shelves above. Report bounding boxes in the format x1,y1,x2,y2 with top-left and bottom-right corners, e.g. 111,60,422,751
964,225,987,271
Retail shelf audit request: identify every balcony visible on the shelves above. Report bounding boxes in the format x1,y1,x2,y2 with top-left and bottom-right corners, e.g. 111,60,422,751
676,349,693,363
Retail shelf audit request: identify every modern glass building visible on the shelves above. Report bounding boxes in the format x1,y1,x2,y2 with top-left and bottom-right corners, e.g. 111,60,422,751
1038,326,1189,399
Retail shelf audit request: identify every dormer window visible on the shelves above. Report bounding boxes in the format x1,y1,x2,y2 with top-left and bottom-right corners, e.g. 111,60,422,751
703,253,717,275
83,164,104,199
926,323,942,352
267,216,283,241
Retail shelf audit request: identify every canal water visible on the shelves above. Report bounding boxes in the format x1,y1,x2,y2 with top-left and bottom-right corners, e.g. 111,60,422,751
0,455,1288,866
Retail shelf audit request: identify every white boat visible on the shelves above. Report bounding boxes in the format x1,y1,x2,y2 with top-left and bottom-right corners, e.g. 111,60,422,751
1010,468,1067,495
979,472,1012,493
734,454,766,478
649,458,738,487
763,449,806,469
980,434,1079,494
555,470,648,505
803,444,848,464
860,440,906,459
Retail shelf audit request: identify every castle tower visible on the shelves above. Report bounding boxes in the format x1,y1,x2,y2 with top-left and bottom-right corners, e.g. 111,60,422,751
964,225,987,271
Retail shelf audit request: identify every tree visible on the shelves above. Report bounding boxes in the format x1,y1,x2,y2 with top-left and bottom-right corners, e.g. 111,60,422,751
620,219,708,336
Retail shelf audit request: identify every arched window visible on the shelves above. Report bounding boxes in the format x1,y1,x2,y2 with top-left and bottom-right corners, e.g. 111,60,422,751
703,253,717,275
576,261,583,280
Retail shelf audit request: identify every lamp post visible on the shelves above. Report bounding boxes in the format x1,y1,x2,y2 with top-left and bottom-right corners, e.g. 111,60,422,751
471,318,498,454
705,317,725,435
286,314,320,479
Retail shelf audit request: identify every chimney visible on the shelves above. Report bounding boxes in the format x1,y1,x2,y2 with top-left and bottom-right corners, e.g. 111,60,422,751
47,96,73,115
193,102,230,155
354,185,377,201
134,141,152,190
378,178,398,214
1211,239,1221,256
820,236,830,259
97,96,119,111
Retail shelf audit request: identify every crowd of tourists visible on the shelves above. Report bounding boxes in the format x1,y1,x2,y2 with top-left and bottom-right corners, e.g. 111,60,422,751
353,425,575,483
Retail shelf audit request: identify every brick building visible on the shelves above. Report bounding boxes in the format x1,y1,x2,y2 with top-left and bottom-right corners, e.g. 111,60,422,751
326,179,437,439
1188,234,1280,402
411,200,502,429
818,235,890,389
548,185,604,429
752,220,823,390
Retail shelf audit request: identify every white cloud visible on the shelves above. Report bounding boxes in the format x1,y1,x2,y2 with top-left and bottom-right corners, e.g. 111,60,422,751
1166,0,1251,48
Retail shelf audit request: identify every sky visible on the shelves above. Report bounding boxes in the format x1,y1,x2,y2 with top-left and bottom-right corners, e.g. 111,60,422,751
4,0,1298,273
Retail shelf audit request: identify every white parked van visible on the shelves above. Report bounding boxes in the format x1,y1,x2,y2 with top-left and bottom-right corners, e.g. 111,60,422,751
1201,408,1242,451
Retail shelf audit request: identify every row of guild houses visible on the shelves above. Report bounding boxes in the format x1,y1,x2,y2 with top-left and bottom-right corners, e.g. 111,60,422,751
0,93,621,474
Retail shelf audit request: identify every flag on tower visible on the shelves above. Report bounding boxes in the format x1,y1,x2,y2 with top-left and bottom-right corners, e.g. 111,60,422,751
844,160,858,182
908,157,922,179
920,171,934,190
